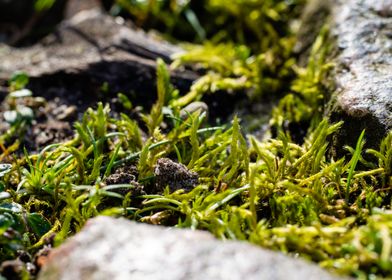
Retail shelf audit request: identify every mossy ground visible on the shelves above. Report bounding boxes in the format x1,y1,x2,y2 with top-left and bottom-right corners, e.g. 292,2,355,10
1,1,392,279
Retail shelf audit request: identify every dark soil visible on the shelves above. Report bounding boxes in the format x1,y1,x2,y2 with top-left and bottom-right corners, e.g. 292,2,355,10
0,93,76,152
104,166,145,197
153,158,199,193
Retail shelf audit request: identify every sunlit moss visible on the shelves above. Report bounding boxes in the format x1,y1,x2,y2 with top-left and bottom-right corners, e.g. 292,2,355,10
2,1,392,279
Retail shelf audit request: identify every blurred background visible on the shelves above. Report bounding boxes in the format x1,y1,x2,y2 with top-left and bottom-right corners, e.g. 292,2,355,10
0,0,305,51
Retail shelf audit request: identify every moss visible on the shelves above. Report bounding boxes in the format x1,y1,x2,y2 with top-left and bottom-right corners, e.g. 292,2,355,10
1,1,392,279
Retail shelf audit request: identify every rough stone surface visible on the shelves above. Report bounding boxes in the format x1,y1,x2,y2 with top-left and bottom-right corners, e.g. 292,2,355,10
0,8,187,76
0,8,201,152
327,0,392,152
0,9,180,78
38,216,342,280
0,9,196,106
65,0,102,18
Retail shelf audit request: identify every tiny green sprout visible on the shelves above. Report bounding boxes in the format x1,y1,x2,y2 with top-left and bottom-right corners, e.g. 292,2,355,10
118,93,133,110
345,129,366,204
34,0,56,12
9,71,29,91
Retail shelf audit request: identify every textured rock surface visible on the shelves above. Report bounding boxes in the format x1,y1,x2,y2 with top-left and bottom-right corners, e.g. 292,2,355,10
0,8,199,152
0,9,180,78
38,216,342,280
327,0,392,152
65,0,102,18
0,9,196,103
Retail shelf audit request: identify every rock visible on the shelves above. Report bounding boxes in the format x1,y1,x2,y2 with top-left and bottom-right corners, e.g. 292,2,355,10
364,0,392,17
65,0,102,18
324,0,392,153
38,216,342,280
179,101,209,120
0,8,185,77
0,8,197,112
0,8,200,152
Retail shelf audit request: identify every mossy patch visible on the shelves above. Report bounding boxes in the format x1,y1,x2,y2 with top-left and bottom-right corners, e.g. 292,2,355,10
1,1,392,280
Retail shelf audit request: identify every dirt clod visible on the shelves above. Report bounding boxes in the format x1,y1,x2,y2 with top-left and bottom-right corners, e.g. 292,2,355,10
154,158,199,193
104,166,145,196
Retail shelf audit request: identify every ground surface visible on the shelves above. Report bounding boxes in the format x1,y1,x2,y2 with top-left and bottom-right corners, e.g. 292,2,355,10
0,1,392,279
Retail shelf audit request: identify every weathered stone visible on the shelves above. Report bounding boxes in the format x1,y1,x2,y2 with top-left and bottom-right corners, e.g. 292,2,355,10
38,216,342,280
325,0,392,152
0,9,197,110
65,0,102,18
179,101,209,120
0,9,182,78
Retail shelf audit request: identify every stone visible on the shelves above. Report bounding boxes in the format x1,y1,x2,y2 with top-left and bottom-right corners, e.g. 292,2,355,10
38,216,342,280
65,0,102,18
324,0,392,153
0,8,197,111
0,8,199,152
179,101,209,120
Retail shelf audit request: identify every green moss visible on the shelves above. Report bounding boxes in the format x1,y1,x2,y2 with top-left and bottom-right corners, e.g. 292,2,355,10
1,1,392,280
1,56,392,277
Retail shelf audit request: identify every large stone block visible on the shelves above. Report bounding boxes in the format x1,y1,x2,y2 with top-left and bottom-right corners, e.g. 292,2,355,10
38,216,342,280
325,0,392,153
0,8,197,118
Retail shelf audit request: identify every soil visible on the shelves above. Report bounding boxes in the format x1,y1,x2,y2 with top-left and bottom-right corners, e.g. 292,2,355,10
153,158,199,193
0,93,77,152
103,166,146,198
104,165,139,185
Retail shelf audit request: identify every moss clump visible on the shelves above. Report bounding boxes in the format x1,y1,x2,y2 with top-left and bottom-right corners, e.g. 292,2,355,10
0,55,391,279
1,1,392,280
